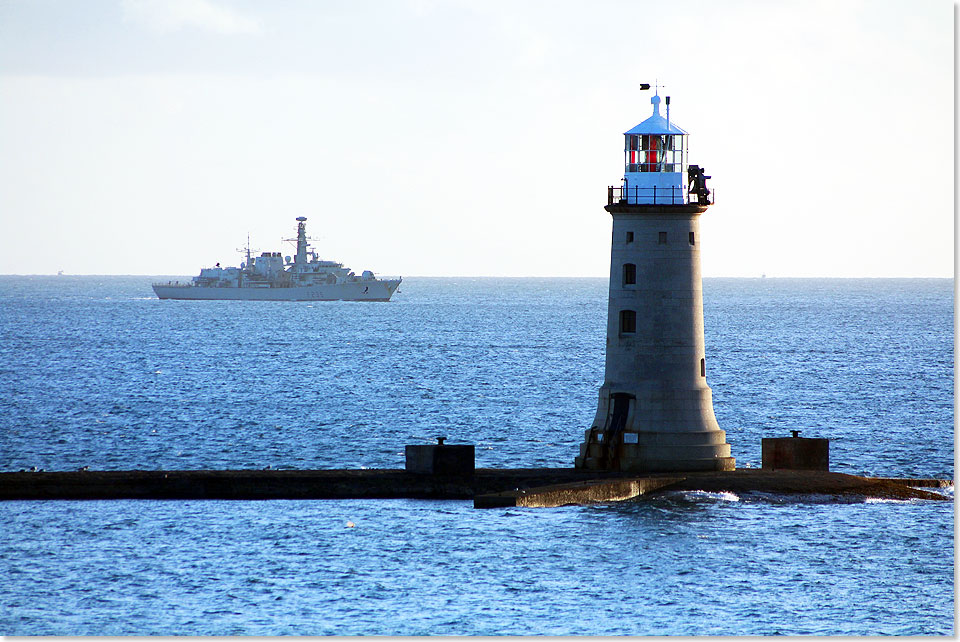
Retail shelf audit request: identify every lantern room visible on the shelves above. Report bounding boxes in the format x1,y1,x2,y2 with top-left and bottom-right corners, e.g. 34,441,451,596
621,93,689,204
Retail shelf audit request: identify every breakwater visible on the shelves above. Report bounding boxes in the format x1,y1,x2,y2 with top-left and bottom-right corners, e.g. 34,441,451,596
0,468,949,504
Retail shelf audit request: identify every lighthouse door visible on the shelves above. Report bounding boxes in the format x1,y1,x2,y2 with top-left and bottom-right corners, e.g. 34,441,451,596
601,393,634,470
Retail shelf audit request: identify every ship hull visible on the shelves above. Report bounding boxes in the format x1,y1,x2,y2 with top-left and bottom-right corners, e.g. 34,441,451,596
152,280,401,302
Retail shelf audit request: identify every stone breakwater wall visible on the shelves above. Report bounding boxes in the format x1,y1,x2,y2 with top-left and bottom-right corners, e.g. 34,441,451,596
0,468,604,501
0,468,949,503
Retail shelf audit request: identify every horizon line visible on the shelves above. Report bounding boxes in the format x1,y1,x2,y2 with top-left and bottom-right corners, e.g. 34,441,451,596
0,273,954,280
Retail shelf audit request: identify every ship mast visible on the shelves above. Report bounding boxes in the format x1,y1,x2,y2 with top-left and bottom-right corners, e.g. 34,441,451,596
235,233,256,287
295,217,309,265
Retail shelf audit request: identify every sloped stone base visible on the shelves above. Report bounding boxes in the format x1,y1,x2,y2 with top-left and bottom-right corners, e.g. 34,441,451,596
576,429,735,472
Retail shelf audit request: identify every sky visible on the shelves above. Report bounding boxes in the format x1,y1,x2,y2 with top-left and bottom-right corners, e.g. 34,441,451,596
0,0,953,277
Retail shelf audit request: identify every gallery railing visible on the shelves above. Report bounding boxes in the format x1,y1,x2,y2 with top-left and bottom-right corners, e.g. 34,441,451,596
607,185,715,206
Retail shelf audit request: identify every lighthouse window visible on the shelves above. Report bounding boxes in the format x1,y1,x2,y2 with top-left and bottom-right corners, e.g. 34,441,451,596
626,231,634,243
700,358,706,377
623,263,636,286
620,310,636,334
641,135,660,172
625,134,686,174
658,232,667,244
664,136,678,172
689,232,695,245
626,135,641,172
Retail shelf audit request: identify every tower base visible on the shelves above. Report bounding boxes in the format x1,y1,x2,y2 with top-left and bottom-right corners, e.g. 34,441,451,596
575,454,736,473
575,386,735,473
575,429,736,473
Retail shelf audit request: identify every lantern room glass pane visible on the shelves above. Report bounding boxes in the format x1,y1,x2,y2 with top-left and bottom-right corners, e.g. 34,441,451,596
624,134,688,174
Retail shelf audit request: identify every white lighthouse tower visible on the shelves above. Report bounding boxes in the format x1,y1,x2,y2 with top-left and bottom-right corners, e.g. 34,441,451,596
575,89,735,473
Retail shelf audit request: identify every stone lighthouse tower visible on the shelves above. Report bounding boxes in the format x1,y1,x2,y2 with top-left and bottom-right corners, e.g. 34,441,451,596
575,89,735,473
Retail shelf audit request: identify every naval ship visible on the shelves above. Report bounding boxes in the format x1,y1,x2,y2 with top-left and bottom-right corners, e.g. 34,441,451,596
152,217,401,301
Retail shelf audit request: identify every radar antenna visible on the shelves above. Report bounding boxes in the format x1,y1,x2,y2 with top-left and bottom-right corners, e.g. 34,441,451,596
281,235,321,244
236,233,258,269
281,216,320,266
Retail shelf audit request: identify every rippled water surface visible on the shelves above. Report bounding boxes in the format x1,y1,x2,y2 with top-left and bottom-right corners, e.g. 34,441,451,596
0,276,953,635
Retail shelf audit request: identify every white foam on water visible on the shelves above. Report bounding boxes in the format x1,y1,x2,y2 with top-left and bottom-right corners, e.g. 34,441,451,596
925,484,954,498
672,490,741,502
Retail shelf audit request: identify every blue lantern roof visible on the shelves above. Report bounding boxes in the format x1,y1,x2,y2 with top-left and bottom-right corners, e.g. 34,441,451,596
624,94,687,135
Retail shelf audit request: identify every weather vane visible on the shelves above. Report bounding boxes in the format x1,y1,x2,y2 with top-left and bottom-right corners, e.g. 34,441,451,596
638,80,666,93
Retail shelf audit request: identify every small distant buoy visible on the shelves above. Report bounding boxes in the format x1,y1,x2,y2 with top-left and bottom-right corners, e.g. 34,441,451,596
346,521,355,528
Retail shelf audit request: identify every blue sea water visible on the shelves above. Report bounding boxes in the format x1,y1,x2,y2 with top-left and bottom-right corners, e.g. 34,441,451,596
0,276,954,635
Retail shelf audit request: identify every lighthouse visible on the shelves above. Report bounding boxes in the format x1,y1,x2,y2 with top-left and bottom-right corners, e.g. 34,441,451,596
575,89,735,473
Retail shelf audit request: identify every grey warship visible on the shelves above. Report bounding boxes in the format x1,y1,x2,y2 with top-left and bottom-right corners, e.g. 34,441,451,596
152,217,401,301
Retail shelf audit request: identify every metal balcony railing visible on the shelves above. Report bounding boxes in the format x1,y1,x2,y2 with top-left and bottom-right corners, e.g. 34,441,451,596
607,185,715,206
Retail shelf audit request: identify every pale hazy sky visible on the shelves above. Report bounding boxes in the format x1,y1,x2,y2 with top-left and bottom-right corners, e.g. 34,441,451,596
0,0,953,277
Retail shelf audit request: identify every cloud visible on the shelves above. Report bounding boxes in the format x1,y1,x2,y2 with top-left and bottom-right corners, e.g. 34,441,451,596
121,0,261,35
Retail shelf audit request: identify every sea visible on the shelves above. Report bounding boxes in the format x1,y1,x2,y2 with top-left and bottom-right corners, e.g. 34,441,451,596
0,276,953,636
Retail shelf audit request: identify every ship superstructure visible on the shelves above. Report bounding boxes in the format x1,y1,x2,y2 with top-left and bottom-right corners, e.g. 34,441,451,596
152,217,401,301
